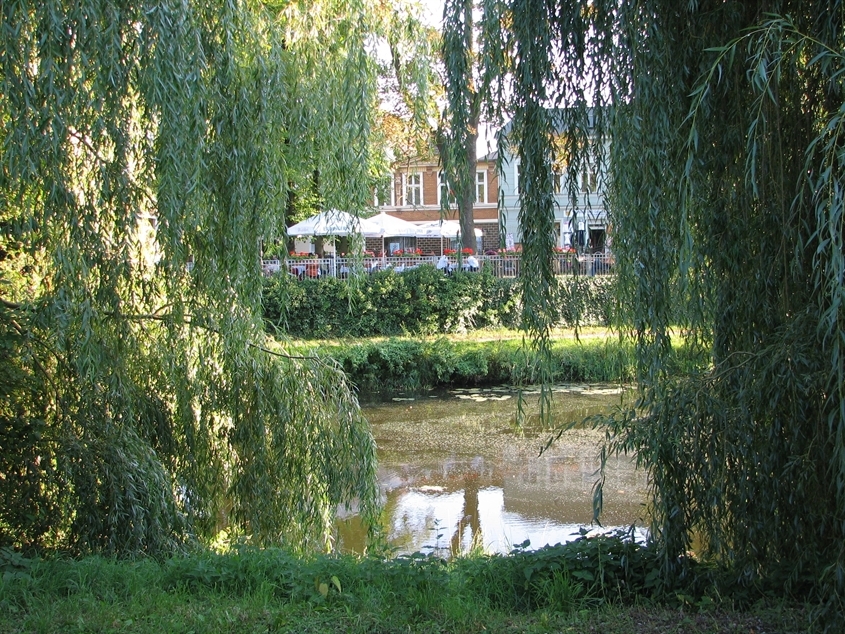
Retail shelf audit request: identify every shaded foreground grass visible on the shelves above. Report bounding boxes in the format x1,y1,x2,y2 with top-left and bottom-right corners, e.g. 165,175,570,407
0,541,810,633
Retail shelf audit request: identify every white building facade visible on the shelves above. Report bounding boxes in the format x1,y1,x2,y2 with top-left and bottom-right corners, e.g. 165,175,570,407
497,110,610,253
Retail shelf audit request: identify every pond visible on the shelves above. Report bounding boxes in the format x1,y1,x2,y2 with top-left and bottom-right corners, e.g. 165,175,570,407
336,384,649,556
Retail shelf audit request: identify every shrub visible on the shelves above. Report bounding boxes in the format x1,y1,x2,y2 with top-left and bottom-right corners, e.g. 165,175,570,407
313,337,645,394
456,530,665,612
263,269,609,338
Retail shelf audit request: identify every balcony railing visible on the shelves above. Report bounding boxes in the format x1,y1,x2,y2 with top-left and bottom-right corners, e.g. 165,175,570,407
261,253,614,279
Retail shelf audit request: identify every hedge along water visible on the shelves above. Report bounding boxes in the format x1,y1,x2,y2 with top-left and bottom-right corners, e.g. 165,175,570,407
335,383,649,556
262,266,615,339
294,334,653,395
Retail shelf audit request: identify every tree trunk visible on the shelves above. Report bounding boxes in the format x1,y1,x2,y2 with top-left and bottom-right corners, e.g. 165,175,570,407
458,116,478,252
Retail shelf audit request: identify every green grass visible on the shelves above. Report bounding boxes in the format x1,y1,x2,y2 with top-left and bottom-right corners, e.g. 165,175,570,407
0,542,809,634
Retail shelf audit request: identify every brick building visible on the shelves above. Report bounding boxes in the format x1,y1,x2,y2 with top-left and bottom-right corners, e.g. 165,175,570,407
371,153,500,255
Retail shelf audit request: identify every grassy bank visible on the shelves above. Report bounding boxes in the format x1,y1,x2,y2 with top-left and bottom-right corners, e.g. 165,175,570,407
0,543,808,634
281,329,706,394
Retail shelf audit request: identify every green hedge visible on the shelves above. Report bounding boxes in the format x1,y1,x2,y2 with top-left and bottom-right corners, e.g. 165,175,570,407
263,265,614,339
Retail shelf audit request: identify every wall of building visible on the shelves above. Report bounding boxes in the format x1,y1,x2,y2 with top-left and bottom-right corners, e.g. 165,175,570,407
377,155,501,254
498,152,608,252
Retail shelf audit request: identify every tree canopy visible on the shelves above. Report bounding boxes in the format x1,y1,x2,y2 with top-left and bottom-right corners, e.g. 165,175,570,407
446,0,845,619
0,0,432,554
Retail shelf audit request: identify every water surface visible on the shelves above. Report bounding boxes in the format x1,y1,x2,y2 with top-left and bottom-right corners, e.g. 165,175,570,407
337,384,649,556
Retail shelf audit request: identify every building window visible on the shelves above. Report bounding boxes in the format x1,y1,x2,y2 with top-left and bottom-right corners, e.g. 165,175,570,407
552,170,562,194
589,226,606,253
580,169,597,194
551,160,566,194
439,171,486,204
438,171,455,206
476,170,487,203
404,172,422,206
374,176,394,207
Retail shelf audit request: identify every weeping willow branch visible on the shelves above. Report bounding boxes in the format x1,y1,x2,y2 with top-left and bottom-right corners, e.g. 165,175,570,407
456,0,845,620
114,311,320,361
0,0,430,555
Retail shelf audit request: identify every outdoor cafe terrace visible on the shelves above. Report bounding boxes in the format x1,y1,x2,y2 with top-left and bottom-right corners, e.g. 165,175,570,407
262,251,615,279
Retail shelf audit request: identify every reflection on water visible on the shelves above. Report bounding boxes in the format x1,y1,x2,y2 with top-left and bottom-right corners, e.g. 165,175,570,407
336,384,649,556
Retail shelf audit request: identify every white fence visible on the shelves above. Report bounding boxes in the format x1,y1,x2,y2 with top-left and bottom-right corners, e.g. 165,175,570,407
262,253,614,279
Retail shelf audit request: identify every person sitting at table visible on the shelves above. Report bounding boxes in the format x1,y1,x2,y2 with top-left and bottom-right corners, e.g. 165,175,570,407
464,254,479,272
437,254,450,275
305,262,321,278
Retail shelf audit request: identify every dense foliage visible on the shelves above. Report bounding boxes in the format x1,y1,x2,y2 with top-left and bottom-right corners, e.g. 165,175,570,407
313,334,656,393
449,0,845,623
263,265,614,338
0,0,433,554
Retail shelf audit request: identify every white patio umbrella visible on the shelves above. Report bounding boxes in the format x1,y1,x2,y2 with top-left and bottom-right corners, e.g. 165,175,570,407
414,220,482,239
414,220,482,255
360,212,420,256
286,209,369,277
286,209,363,237
360,212,420,237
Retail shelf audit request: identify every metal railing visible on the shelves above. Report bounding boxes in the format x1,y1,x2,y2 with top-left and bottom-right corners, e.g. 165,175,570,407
262,252,614,279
